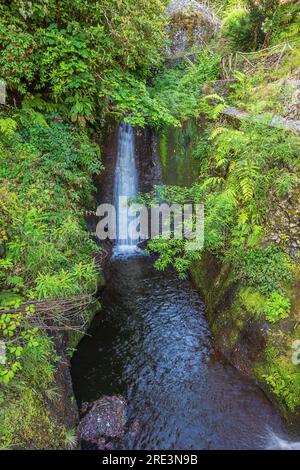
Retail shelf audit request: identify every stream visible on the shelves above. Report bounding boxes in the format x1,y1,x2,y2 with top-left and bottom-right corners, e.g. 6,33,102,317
71,123,294,450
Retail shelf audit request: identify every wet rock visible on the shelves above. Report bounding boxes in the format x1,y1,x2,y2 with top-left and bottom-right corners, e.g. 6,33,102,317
78,395,127,449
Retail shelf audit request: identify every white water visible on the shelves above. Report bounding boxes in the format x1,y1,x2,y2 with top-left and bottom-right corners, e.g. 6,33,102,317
265,430,300,450
114,122,139,249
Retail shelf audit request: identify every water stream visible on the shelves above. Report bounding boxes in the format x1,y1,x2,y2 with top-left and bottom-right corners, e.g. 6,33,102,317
71,123,296,450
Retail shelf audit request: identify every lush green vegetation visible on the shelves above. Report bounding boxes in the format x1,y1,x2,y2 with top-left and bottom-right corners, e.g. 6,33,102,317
0,0,300,449
146,0,299,318
0,0,175,127
216,0,300,50
0,109,104,447
0,0,172,449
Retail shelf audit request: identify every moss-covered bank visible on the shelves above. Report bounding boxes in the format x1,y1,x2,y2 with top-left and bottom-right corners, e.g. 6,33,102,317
190,255,300,422
157,121,300,424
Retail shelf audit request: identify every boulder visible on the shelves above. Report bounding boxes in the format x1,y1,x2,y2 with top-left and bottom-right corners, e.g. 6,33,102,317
167,0,220,56
78,395,126,450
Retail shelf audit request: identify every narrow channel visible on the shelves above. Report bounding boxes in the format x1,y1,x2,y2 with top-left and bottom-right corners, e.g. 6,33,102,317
71,123,291,450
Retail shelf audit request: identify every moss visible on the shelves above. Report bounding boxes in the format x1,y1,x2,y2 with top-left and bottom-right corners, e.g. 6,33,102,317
255,343,300,415
0,334,68,449
238,287,266,318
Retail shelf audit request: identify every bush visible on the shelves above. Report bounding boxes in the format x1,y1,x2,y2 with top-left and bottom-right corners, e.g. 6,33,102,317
233,246,293,296
221,1,280,51
150,51,221,121
264,291,291,323
0,112,102,384
222,8,253,52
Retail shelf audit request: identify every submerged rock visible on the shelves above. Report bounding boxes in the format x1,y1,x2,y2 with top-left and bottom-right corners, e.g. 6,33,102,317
78,395,127,449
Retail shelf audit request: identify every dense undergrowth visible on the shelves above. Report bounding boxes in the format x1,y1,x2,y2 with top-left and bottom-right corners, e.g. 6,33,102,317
0,110,103,448
0,0,172,449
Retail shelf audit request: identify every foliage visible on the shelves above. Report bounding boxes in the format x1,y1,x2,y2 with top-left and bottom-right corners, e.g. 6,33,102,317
148,0,300,414
257,345,300,412
264,292,291,323
99,70,178,127
238,287,266,317
231,246,293,296
64,428,78,450
0,112,102,384
147,111,298,326
0,0,172,127
221,6,253,52
150,52,221,121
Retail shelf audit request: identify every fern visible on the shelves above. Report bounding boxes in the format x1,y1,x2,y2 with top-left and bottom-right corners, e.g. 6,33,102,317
0,118,17,137
235,160,259,201
64,428,78,450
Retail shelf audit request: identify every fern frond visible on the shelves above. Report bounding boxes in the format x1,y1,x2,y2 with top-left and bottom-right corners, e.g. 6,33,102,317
238,210,249,226
203,176,224,188
0,118,17,137
211,127,228,139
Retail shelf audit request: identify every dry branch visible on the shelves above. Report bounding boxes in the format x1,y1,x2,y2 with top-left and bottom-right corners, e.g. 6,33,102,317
0,291,97,335
221,40,300,79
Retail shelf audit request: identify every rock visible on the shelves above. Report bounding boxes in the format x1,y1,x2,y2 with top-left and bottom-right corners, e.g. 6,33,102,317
78,395,127,449
166,0,220,56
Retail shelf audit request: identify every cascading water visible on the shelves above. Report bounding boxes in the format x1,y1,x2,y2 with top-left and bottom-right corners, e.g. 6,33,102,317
71,123,299,450
114,122,139,248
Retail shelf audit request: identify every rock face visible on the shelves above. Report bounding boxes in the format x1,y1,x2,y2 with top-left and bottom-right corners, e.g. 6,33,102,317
78,396,127,449
266,189,300,259
167,0,220,55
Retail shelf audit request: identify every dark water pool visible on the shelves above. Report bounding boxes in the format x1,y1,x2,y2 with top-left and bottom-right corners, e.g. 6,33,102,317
71,248,289,450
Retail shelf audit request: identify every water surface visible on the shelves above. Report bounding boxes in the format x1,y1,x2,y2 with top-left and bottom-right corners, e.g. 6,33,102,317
72,249,288,450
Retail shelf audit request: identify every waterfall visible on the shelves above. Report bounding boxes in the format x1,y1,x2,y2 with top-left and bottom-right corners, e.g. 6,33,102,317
114,122,139,249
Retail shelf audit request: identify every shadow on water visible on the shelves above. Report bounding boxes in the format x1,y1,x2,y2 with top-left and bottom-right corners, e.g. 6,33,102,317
71,249,290,450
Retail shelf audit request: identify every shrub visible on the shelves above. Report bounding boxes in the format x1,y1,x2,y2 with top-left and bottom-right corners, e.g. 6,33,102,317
221,1,280,51
222,7,253,52
264,291,291,323
232,246,293,296
0,112,102,384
